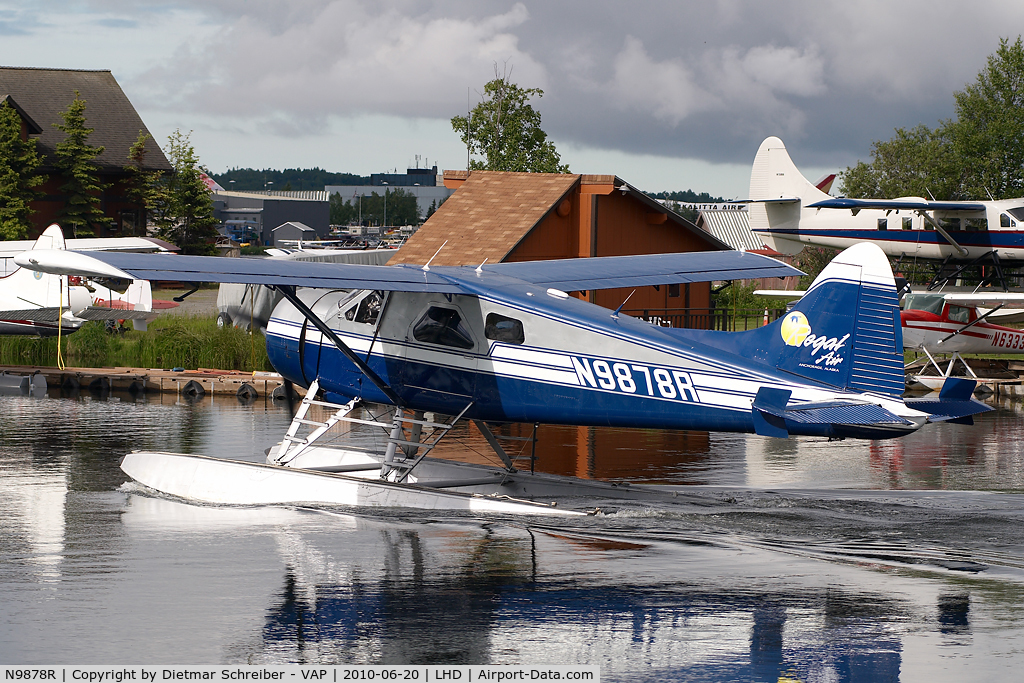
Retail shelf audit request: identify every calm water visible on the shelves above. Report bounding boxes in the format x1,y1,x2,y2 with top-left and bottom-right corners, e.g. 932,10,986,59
3,390,1024,681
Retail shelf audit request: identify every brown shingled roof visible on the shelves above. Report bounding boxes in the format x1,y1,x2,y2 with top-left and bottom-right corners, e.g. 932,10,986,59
389,171,580,266
0,66,171,172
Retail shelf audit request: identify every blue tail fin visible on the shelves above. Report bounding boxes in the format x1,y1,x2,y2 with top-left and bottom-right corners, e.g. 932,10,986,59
773,242,905,396
683,243,905,395
666,243,905,396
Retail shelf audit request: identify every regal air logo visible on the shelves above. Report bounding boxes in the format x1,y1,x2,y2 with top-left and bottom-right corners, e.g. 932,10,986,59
780,311,849,368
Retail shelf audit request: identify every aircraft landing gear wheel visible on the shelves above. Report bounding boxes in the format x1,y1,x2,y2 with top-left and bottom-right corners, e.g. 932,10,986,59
216,312,231,328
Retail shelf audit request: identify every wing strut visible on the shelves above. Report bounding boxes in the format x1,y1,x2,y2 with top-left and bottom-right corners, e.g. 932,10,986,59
937,304,1004,345
919,212,969,257
275,285,403,407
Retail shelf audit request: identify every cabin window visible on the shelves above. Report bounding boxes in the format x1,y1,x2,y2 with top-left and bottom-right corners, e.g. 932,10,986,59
877,218,888,231
965,218,987,231
902,217,913,230
344,291,383,325
484,313,525,344
939,217,961,231
412,306,475,349
904,293,944,314
1009,207,1024,222
1001,213,1016,228
947,305,970,323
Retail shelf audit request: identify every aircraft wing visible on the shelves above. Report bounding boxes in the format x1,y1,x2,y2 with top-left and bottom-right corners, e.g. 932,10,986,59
808,198,987,212
0,236,175,260
736,197,800,204
77,307,153,321
17,249,803,294
15,250,465,294
480,251,803,291
753,289,805,300
0,308,64,322
941,292,1024,306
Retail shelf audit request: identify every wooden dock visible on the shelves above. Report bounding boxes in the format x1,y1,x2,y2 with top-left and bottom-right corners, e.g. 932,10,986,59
0,364,306,399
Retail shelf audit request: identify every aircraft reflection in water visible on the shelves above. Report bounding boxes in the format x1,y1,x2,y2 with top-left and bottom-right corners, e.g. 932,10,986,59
126,495,912,679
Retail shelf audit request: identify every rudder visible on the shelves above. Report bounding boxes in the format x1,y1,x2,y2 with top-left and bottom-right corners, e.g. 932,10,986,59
774,243,905,396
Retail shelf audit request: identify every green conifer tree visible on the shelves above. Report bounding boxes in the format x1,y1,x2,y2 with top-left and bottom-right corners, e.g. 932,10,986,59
0,101,43,240
123,130,167,236
153,129,218,255
53,91,107,237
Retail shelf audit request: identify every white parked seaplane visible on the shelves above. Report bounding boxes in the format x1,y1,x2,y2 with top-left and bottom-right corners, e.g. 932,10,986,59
747,136,1024,272
0,225,174,336
16,239,991,515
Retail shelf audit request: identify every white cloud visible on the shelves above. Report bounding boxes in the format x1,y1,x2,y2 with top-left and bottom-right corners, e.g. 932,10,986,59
7,0,1024,178
605,36,714,126
136,1,547,129
738,45,825,97
594,36,823,136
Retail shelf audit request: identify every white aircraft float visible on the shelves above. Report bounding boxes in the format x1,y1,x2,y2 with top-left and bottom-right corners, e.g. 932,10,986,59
16,241,990,515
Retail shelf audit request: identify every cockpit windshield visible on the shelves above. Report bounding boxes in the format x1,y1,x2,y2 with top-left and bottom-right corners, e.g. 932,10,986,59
903,293,944,314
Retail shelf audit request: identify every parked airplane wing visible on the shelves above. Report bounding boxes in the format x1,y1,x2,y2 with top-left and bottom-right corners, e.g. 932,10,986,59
0,308,64,322
15,250,466,294
479,251,803,291
17,249,803,294
808,198,987,212
941,292,1024,306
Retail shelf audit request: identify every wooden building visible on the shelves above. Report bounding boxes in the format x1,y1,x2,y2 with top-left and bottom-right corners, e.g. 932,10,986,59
389,170,731,326
0,67,171,239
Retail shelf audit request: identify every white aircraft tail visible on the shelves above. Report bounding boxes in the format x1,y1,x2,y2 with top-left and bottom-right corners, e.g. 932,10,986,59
123,279,153,331
748,137,830,255
89,278,154,330
121,279,153,311
0,224,88,313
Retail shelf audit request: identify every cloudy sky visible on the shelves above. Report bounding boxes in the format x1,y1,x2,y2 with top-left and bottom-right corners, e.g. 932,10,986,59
1,1,1021,197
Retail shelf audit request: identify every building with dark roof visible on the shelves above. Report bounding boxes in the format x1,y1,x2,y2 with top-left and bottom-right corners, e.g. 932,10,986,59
212,190,330,245
389,170,731,326
0,66,171,239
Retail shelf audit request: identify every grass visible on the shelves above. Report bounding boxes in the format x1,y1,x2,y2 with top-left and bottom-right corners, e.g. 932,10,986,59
0,314,273,371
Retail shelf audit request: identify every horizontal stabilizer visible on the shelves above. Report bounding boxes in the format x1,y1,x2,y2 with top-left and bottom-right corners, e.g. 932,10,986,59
752,387,912,438
0,308,64,322
751,387,792,438
781,402,911,426
906,378,992,424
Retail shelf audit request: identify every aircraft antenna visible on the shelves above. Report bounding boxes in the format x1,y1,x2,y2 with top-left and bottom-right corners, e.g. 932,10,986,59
986,187,995,201
422,240,448,271
475,258,488,274
611,289,637,319
926,187,936,201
